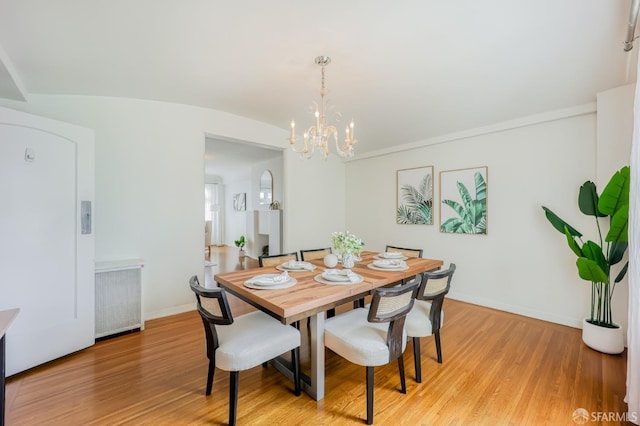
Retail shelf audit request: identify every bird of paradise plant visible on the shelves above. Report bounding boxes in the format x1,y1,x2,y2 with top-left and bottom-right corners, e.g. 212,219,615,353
542,166,629,328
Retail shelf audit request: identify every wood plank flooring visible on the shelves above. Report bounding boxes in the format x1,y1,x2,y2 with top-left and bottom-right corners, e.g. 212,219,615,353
5,248,630,425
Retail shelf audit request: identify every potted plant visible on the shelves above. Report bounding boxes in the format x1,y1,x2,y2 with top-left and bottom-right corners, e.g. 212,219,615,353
331,231,364,268
542,166,630,354
234,235,246,259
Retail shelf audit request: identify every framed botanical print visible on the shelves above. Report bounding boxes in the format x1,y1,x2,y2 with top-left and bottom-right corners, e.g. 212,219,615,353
233,193,246,211
396,166,433,225
440,166,487,234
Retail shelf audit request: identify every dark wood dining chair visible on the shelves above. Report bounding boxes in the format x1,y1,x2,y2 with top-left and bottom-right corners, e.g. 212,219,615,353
258,252,299,267
299,247,332,261
405,263,456,383
385,245,425,286
324,280,419,424
384,245,423,258
189,276,301,426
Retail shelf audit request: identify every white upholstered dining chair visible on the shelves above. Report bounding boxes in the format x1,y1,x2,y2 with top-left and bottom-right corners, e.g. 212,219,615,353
189,276,301,426
404,263,456,383
324,280,419,424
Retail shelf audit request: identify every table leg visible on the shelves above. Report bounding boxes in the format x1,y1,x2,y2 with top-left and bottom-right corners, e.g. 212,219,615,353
308,311,325,401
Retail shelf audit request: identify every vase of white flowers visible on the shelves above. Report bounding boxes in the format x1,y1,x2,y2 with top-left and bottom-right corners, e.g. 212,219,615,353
331,231,364,268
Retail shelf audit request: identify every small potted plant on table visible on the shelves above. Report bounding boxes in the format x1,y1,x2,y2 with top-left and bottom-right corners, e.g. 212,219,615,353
234,235,246,260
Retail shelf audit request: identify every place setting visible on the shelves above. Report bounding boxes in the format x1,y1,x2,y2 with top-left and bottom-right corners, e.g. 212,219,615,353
276,260,316,272
367,258,409,271
313,268,363,285
244,270,297,290
373,251,408,261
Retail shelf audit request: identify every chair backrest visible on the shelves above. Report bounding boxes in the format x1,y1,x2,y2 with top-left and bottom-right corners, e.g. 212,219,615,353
367,280,419,361
299,247,332,261
385,245,423,258
415,263,456,333
189,275,233,356
416,263,456,301
259,252,299,267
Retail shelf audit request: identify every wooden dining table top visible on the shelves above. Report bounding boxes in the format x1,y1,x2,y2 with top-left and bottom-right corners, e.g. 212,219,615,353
214,251,443,325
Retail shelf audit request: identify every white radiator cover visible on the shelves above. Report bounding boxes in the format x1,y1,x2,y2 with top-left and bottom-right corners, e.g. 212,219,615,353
95,259,144,338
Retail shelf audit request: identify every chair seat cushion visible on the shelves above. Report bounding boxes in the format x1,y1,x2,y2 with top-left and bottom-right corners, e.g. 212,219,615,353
405,299,444,338
216,311,300,371
324,308,406,367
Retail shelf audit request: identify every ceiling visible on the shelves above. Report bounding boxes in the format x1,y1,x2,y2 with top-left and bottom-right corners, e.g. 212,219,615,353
0,1,637,157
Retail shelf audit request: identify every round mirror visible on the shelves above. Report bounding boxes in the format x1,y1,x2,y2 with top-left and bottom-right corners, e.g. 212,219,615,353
259,170,273,205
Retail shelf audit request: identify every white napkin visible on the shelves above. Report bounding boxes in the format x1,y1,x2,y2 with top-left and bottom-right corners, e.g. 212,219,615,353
284,260,314,270
323,269,360,283
373,259,405,268
380,252,404,259
249,271,290,285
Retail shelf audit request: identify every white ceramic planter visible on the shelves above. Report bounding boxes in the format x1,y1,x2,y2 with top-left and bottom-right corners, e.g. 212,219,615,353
582,319,624,354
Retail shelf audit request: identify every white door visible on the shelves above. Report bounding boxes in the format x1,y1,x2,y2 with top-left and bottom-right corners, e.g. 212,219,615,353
0,106,94,376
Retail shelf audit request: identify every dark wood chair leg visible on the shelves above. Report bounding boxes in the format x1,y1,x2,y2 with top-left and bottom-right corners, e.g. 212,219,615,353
413,337,422,383
434,331,443,363
229,371,239,426
292,347,301,396
366,366,374,425
206,359,215,395
398,356,406,394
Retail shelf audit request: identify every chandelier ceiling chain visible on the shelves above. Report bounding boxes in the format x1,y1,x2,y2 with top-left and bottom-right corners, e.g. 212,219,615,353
289,56,357,160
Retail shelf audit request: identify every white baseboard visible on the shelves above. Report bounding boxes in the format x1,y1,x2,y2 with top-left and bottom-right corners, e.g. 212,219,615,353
144,303,195,322
447,291,583,329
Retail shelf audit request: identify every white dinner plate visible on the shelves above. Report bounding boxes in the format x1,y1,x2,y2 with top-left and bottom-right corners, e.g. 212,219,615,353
277,261,316,271
378,252,405,259
374,254,408,261
367,263,409,272
372,259,407,269
246,273,291,287
244,278,297,290
314,274,363,285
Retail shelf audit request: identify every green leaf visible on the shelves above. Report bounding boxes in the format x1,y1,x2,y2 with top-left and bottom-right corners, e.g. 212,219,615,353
576,257,609,284
542,206,582,237
599,166,630,216
475,172,487,201
578,181,605,217
609,241,628,265
605,204,629,243
564,227,583,257
457,181,473,209
581,240,608,274
615,261,629,283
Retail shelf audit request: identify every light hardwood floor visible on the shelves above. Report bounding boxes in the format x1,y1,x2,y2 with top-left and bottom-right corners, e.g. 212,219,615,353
6,248,630,425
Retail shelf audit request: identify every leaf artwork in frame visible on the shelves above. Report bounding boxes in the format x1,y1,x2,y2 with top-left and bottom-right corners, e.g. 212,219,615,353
396,166,434,225
440,166,487,234
233,193,246,211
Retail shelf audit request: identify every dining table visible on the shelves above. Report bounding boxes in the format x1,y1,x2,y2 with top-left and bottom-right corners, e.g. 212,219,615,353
213,250,443,401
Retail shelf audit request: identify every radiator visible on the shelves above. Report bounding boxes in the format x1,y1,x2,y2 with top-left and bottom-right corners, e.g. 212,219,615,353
95,259,144,339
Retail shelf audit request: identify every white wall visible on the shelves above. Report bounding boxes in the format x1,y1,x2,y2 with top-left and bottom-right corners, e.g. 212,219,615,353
0,84,631,330
346,88,633,329
0,95,292,320
283,149,347,253
224,177,251,249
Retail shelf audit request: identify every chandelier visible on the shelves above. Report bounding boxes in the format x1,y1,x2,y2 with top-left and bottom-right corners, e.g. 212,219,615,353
288,56,357,160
